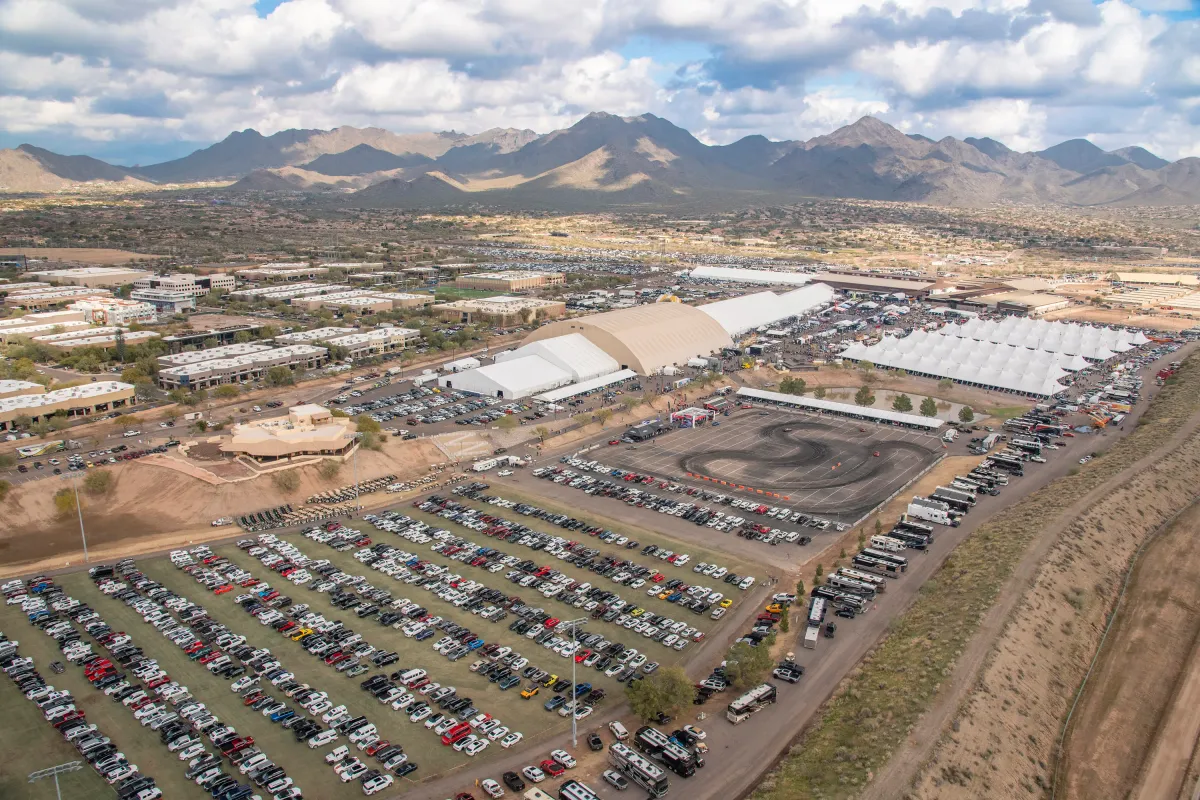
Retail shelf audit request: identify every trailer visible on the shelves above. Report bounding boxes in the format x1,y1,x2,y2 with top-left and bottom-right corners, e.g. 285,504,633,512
869,535,907,553
472,458,499,472
887,529,930,550
838,568,887,592
861,548,909,569
806,597,827,627
907,498,957,526
895,518,934,536
852,553,905,577
827,573,878,599
803,626,819,649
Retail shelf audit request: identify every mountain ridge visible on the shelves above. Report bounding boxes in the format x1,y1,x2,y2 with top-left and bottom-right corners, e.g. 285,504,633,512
1,113,1194,208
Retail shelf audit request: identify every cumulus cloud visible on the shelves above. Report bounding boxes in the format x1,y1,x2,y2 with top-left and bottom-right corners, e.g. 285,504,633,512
0,0,1195,162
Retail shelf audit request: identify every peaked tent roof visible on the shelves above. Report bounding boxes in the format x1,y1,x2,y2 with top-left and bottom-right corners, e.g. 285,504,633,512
493,333,619,382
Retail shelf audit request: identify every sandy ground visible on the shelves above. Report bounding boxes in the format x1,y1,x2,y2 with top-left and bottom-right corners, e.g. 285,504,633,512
0,436,445,576
905,413,1200,799
0,247,158,263
1061,501,1200,800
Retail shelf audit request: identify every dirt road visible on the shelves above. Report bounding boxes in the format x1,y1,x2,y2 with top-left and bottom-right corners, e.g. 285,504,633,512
1131,634,1200,800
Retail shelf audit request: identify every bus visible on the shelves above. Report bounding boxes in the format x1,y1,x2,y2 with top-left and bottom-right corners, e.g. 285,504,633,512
886,529,929,550
986,455,1025,476
838,568,887,592
861,548,909,569
16,440,64,459
610,742,670,797
852,553,905,577
807,597,827,627
827,573,877,600
725,683,778,724
634,726,697,776
524,789,556,800
557,780,602,800
812,585,868,613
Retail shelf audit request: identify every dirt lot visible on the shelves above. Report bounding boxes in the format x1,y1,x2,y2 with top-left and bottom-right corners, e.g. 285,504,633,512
1059,501,1200,800
0,247,158,264
906,407,1200,799
0,436,446,576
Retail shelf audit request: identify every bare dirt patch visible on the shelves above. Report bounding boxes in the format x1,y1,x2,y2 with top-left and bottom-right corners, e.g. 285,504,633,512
1059,502,1200,800
0,247,158,264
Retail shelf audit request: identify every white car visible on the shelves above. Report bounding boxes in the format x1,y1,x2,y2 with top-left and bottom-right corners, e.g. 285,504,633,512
363,773,394,795
522,765,545,783
501,731,524,749
464,738,488,756
683,724,707,740
308,729,339,748
550,749,576,769
497,470,513,477
480,778,505,798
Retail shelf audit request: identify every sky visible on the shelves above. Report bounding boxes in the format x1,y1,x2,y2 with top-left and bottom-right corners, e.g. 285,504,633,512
0,0,1198,165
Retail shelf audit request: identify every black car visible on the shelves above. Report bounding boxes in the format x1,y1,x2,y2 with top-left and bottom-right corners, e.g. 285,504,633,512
587,732,603,751
502,770,526,791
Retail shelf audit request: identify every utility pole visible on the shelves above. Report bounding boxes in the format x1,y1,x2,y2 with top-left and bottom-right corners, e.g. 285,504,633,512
560,617,588,749
61,473,89,563
29,761,82,800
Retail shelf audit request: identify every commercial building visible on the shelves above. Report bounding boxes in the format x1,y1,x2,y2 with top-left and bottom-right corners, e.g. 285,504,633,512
324,327,420,358
27,267,153,288
132,273,236,296
0,381,136,431
157,344,327,390
0,282,51,293
0,380,44,401
160,323,265,352
220,404,356,463
289,290,432,313
0,309,85,330
129,287,197,313
349,271,406,284
236,264,329,281
227,282,348,301
157,342,275,368
4,287,113,310
67,297,158,326
433,296,566,325
522,303,732,375
961,290,1071,316
35,330,161,351
274,327,357,344
0,315,92,344
1113,272,1200,287
454,271,565,292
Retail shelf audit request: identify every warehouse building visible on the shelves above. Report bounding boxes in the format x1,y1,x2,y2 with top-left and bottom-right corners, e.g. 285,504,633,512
157,342,274,368
0,380,44,401
455,271,565,292
522,302,733,375
27,267,153,288
434,296,566,325
236,264,329,281
35,329,161,351
323,327,421,358
1113,272,1200,287
0,381,136,431
157,344,327,390
4,286,113,310
290,290,431,313
0,318,92,344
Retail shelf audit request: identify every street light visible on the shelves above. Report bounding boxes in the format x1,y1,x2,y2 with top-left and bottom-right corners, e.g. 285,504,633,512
59,472,89,564
29,761,83,800
558,617,588,748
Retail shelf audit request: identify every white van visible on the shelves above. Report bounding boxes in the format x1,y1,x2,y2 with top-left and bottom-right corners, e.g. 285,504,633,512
608,721,629,741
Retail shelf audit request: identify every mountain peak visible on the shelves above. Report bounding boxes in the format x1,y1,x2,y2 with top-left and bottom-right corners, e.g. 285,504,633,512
1035,138,1127,174
810,115,919,152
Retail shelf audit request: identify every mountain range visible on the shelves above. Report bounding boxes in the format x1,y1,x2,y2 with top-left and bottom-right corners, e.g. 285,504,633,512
1,113,1197,209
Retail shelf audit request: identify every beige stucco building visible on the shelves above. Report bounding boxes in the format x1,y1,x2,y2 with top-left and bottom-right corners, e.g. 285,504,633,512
220,404,356,462
455,271,565,292
434,296,566,326
0,381,135,431
28,267,153,288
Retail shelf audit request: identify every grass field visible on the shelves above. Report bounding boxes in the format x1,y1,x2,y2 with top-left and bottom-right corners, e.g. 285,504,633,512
751,353,1200,800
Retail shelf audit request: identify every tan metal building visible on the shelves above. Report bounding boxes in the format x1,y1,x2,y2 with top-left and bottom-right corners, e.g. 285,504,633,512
455,271,565,292
27,267,153,288
521,303,734,375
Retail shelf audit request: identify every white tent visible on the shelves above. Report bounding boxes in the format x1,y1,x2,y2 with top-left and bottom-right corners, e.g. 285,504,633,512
687,266,813,286
697,283,834,336
493,333,619,382
438,356,572,399
937,317,1150,361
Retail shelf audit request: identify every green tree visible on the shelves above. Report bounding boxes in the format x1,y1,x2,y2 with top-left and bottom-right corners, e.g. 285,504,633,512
938,377,954,390
780,376,807,395
193,419,209,433
317,460,341,480
233,330,253,344
920,396,938,417
958,405,975,423
626,666,695,721
360,431,383,451
265,366,295,387
854,384,875,406
892,393,913,412
496,414,517,432
0,453,15,470
214,385,240,399
622,396,639,416
271,470,301,493
83,470,113,495
535,426,550,443
796,580,805,598
858,361,874,372
724,641,775,689
813,386,826,399
12,414,33,431
814,563,824,585
53,487,77,516
596,408,614,428
354,414,382,434
780,610,790,633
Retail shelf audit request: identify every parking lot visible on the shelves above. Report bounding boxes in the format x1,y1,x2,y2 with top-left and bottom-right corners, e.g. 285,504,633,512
609,409,942,524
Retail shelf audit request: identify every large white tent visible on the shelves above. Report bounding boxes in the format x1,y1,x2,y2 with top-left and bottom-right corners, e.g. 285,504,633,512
936,317,1150,361
493,333,619,382
438,355,572,399
841,332,1075,397
697,283,834,336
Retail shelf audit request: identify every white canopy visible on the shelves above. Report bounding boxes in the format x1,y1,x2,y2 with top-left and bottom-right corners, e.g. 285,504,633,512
494,333,619,382
697,284,834,336
736,387,944,430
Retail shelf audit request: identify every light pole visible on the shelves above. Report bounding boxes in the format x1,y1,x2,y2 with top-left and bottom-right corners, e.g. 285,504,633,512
559,617,588,749
29,761,82,800
60,472,89,564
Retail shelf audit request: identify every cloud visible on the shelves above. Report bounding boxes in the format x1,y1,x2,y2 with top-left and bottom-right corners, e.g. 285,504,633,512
0,0,1195,162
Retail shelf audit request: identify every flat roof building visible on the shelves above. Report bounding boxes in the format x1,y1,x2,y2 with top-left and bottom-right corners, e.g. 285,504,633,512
4,287,113,310
129,287,198,313
36,330,161,351
160,323,265,352
0,309,85,329
27,267,153,288
0,380,44,400
274,327,357,344
455,271,565,292
433,296,566,325
67,297,158,326
157,344,327,390
0,319,92,344
227,282,345,300
132,273,236,295
157,342,275,367
324,327,421,358
220,403,356,463
236,264,329,281
0,381,136,431
438,355,573,399
289,290,431,313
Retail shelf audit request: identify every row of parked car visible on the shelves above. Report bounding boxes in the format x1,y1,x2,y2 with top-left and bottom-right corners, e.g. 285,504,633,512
2,577,166,800
93,558,308,799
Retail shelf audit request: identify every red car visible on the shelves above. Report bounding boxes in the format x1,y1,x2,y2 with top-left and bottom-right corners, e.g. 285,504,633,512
184,642,205,654
540,759,566,778
608,440,619,445
1063,431,1076,437
199,651,221,664
213,584,233,595
365,740,390,756
574,648,592,663
146,675,172,689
